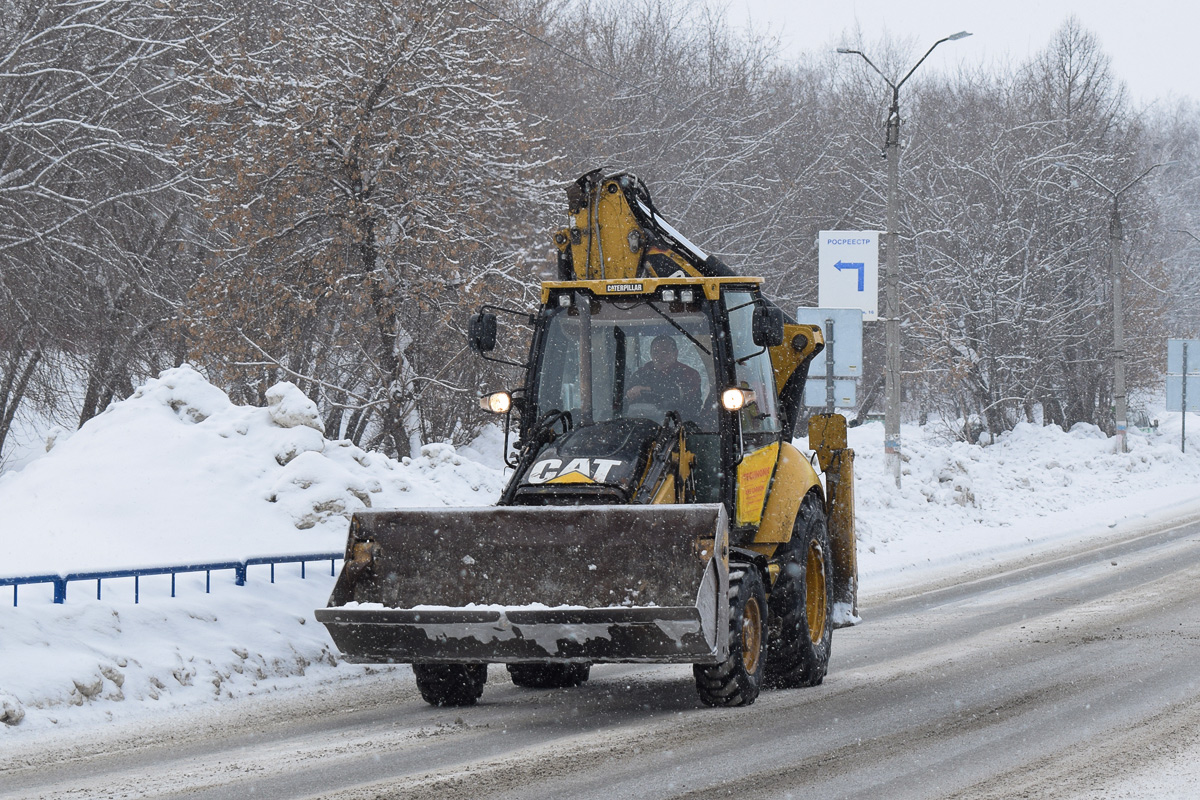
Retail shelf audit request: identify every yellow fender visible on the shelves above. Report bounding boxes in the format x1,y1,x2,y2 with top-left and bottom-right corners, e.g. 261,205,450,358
809,414,859,624
753,442,821,548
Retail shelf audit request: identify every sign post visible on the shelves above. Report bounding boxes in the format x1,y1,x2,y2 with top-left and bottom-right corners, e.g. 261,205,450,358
1167,338,1200,453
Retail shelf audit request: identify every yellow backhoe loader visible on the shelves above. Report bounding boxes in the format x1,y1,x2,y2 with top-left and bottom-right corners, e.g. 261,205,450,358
315,169,858,707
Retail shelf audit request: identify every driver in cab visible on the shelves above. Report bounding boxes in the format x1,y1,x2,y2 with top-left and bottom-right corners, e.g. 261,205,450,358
624,335,701,419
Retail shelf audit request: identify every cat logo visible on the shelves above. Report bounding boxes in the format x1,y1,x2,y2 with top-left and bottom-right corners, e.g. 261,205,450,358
527,458,623,485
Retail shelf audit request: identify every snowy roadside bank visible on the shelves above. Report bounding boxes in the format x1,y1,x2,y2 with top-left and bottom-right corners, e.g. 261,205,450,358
845,419,1200,596
2,366,1199,737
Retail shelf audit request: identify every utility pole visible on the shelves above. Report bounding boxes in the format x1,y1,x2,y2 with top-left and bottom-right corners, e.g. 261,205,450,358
1059,161,1177,453
1110,196,1128,453
838,31,971,488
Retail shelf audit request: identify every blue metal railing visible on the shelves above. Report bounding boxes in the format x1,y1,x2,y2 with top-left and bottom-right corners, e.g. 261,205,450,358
0,552,343,606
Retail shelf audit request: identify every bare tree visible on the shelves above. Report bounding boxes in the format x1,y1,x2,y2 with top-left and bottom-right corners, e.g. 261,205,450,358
888,19,1161,437
0,0,217,461
184,0,550,456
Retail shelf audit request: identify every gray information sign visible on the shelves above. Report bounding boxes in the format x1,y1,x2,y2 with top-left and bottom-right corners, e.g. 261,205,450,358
1166,338,1200,412
1166,338,1200,453
804,379,857,409
1166,377,1200,411
796,307,863,409
794,308,863,377
1167,339,1200,376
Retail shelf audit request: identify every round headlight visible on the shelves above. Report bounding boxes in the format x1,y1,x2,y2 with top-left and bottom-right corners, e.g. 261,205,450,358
479,391,512,414
721,388,748,411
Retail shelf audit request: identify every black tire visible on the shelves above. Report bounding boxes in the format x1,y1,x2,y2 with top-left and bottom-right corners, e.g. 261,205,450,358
765,493,834,689
693,565,767,707
506,662,591,688
412,663,487,707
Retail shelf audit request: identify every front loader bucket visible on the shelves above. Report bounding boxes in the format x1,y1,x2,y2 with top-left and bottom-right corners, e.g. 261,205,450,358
314,504,730,665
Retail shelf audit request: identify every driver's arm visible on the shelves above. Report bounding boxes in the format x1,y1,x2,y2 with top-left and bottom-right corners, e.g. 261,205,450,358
625,368,653,401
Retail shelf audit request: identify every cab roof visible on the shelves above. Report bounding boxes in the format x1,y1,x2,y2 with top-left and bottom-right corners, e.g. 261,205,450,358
540,276,762,304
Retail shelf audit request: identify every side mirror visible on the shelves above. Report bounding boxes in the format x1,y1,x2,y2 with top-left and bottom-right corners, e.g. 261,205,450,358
468,312,497,352
752,305,784,348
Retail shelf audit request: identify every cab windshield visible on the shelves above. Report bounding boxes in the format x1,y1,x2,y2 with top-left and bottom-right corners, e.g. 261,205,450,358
534,295,718,432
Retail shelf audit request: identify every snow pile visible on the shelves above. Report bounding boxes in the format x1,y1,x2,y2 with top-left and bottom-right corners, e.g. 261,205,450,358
265,380,324,431
0,365,506,575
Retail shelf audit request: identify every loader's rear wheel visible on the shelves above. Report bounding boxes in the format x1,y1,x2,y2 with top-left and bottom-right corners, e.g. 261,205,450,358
412,663,487,707
506,662,591,688
693,566,766,707
765,494,833,689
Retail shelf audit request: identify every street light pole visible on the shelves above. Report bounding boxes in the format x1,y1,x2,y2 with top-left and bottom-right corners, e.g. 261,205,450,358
1110,196,1128,453
1060,161,1177,453
838,31,971,489
883,89,902,488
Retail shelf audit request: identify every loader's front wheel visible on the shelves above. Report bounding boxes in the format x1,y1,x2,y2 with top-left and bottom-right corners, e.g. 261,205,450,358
693,565,766,707
507,662,591,688
412,663,487,707
765,494,833,688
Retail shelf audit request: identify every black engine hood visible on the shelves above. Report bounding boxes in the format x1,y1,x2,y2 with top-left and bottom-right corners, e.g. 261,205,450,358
515,417,663,497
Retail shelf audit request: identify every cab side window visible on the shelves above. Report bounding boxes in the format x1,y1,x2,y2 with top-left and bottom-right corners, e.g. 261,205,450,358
725,291,782,444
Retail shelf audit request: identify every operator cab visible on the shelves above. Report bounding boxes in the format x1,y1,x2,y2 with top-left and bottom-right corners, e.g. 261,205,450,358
503,279,783,512
535,288,719,431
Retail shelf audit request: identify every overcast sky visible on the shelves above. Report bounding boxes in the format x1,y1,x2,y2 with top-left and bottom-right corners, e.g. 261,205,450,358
732,0,1198,106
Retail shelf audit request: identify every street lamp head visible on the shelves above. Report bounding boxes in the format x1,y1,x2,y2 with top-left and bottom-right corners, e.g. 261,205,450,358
896,30,974,89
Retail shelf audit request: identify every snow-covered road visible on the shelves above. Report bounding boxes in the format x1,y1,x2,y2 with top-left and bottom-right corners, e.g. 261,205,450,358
5,508,1200,799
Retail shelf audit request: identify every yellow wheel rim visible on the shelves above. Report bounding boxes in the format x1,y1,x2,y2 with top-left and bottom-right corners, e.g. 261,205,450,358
741,594,762,673
805,541,827,644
